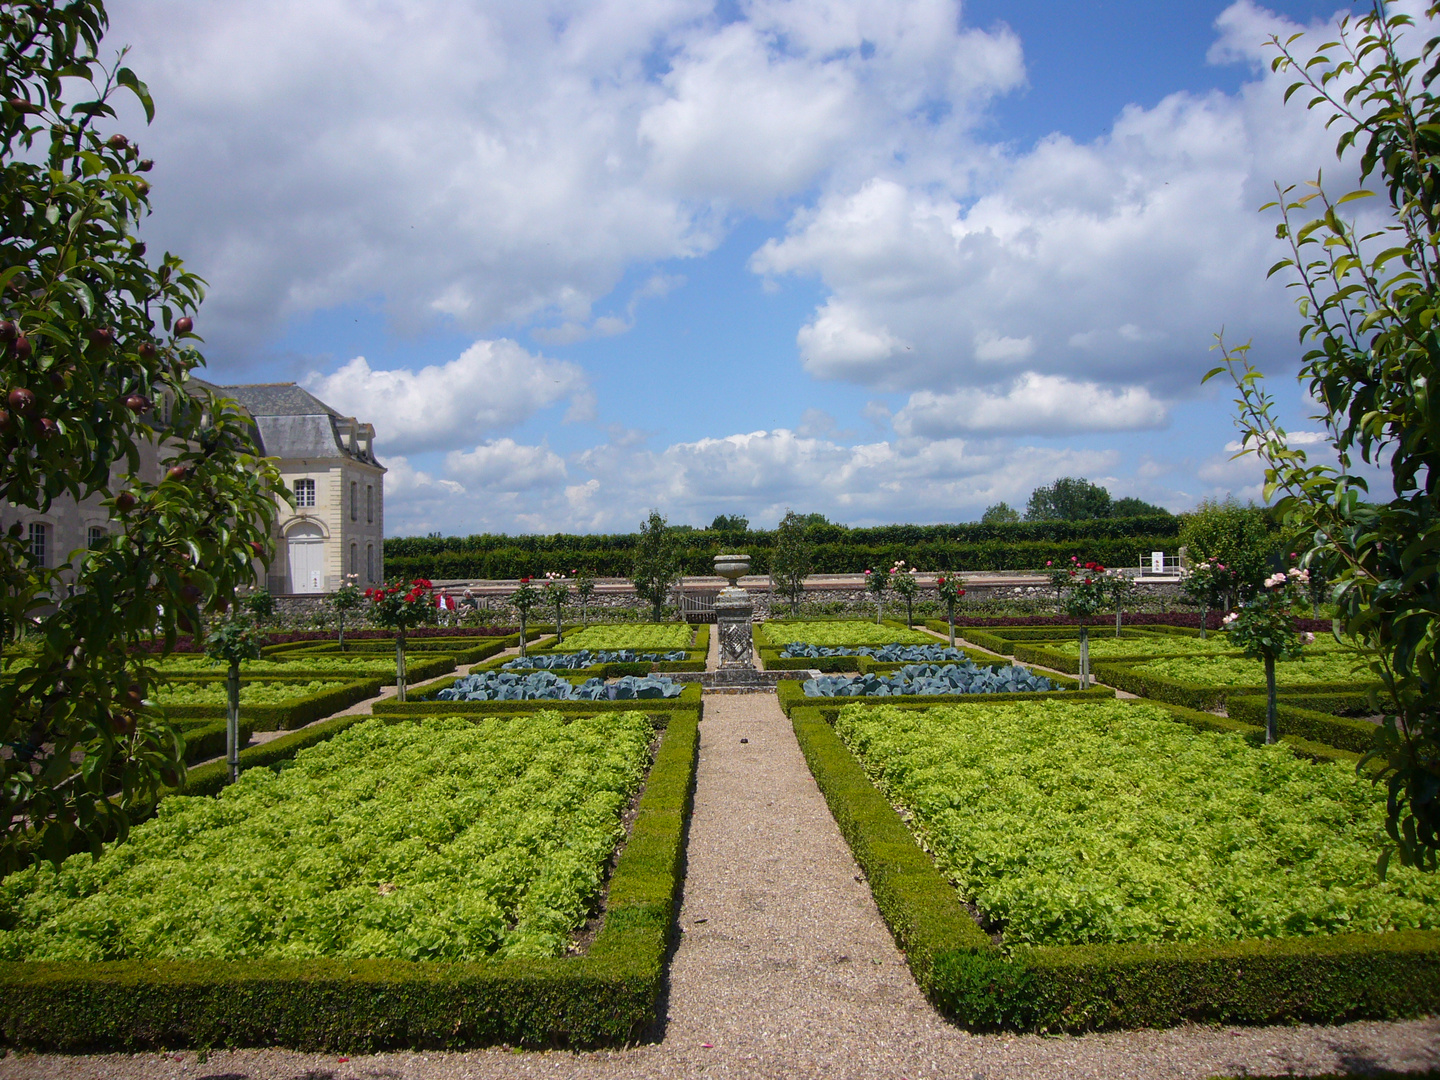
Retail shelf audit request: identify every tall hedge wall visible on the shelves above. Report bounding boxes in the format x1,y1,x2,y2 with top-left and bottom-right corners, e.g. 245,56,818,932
384,516,1181,579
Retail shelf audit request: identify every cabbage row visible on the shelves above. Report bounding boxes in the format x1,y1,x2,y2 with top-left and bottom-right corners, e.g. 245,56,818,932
836,700,1440,946
554,624,693,652
153,679,350,706
803,662,1053,697
0,712,654,962
757,620,935,647
434,670,684,701
779,642,970,662
505,649,686,669
1133,653,1367,687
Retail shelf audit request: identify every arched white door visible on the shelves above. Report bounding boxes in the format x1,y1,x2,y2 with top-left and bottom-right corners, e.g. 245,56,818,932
287,522,325,593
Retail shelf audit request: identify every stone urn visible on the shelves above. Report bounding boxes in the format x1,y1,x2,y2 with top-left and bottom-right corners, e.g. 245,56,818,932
714,553,750,586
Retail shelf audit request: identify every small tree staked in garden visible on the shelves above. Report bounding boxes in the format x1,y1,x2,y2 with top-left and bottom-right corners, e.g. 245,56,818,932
1181,556,1239,639
203,611,263,784
890,559,918,627
364,579,436,702
1222,567,1314,745
1106,569,1137,637
574,571,596,626
1206,5,1440,869
631,510,680,622
329,573,361,651
936,570,966,647
541,571,570,644
863,566,888,623
508,576,541,658
0,2,288,872
1049,556,1111,687
770,509,813,616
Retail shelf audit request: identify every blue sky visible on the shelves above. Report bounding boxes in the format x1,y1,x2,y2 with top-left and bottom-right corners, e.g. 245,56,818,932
107,0,1384,535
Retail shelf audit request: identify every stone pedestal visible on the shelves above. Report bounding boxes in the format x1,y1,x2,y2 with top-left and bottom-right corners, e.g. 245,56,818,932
713,553,756,672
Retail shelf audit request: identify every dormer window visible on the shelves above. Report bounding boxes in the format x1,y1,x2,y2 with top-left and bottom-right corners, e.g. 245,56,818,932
294,478,316,508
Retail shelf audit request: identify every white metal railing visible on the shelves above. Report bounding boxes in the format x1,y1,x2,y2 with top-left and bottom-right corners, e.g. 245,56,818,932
1138,552,1183,576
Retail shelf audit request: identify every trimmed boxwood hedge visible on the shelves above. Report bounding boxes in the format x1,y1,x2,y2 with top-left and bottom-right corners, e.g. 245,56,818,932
774,674,1107,717
1225,695,1381,755
0,710,700,1051
156,677,385,732
790,704,1440,1032
271,640,508,665
372,679,706,721
169,718,254,764
757,645,1006,673
1010,639,1240,676
1093,660,1369,712
474,652,708,677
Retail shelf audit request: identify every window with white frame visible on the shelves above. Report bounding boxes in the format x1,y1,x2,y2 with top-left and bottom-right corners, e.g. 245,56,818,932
294,478,315,507
87,526,107,549
28,523,47,566
366,484,373,524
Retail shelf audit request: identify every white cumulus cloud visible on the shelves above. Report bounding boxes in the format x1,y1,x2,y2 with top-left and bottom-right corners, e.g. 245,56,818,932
303,339,592,455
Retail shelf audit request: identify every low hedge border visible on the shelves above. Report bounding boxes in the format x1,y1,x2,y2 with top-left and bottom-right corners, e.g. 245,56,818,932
474,650,707,677
260,631,538,658
754,617,924,649
1226,695,1381,756
775,675,1107,717
155,678,386,732
169,718,255,764
790,703,1440,1032
271,640,507,666
0,710,700,1052
1011,640,1242,676
372,679,706,721
541,624,704,654
1118,699,1367,768
1093,661,1370,713
159,654,455,688
757,646,1005,673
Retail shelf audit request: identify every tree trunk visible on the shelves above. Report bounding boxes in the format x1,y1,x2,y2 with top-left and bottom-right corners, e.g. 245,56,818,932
337,612,346,652
1265,653,1277,744
396,632,408,703
947,605,956,647
875,597,883,624
1115,604,1122,637
1200,605,1208,640
226,660,241,784
581,599,588,627
555,603,563,644
905,597,913,627
518,614,527,659
1079,624,1090,688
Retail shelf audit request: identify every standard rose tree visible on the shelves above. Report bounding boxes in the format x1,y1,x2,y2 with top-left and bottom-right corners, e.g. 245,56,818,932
508,577,542,658
936,571,966,647
541,572,570,643
1049,556,1112,687
329,574,362,651
203,612,264,784
1222,565,1314,745
890,560,919,627
364,579,436,701
864,567,888,624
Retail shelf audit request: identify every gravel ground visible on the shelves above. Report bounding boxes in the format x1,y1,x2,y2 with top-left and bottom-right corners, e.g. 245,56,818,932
4,689,1435,1080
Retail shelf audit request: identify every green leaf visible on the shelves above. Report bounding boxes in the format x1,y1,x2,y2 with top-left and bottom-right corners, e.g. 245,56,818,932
115,68,155,123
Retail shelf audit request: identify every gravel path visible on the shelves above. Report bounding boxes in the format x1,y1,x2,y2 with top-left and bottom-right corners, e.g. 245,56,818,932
4,691,1435,1079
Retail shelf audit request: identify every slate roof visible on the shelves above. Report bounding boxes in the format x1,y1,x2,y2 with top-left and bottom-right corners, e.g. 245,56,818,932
216,383,341,419
209,382,382,468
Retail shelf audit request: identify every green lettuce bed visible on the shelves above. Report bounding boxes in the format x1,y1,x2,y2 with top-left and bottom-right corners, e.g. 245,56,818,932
0,712,653,963
835,699,1439,948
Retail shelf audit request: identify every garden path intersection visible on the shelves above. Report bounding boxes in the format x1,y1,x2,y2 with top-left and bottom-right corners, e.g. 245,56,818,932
1,637,1436,1078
